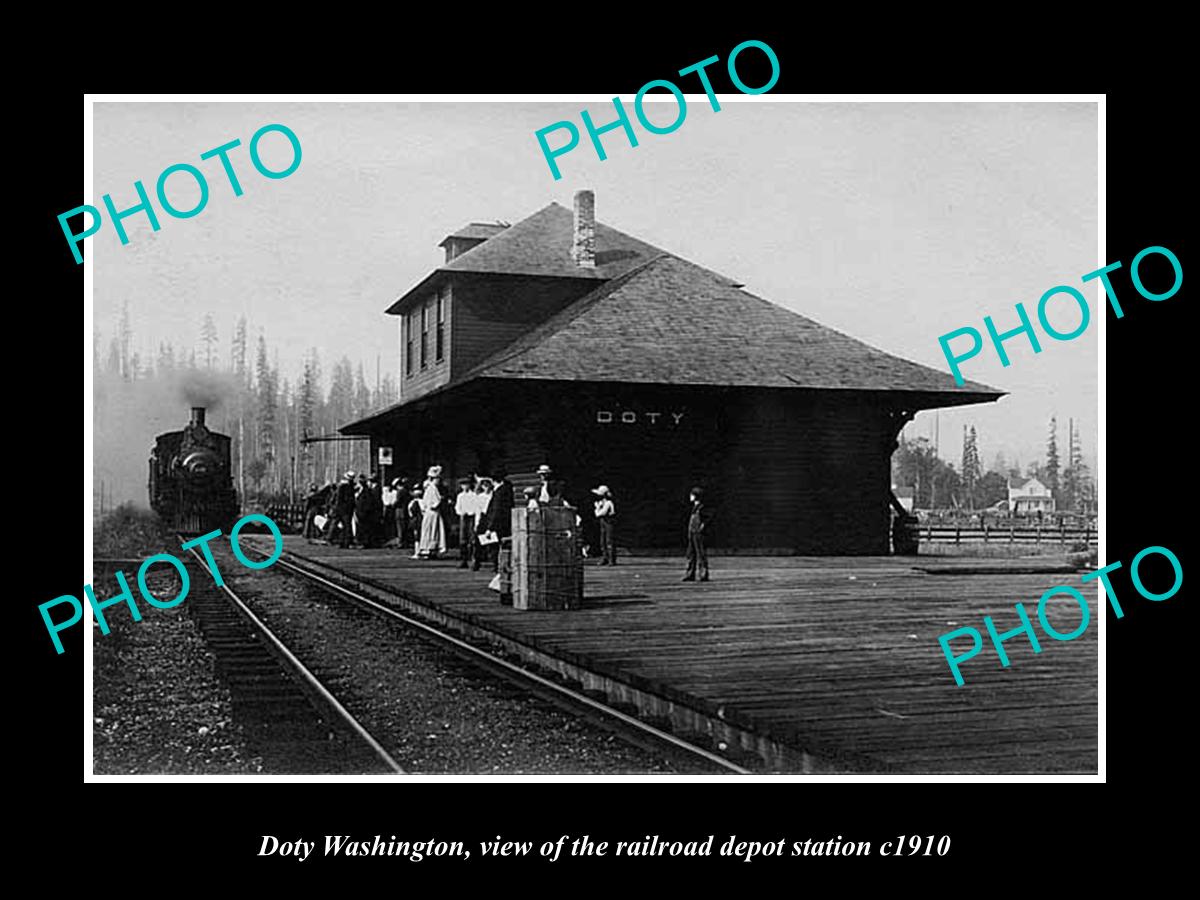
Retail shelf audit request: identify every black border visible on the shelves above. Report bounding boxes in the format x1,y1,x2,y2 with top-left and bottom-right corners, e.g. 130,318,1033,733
27,32,1188,880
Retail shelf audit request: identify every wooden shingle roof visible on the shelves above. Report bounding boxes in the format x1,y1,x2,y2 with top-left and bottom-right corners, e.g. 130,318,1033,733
386,203,738,314
441,203,671,280
463,255,999,396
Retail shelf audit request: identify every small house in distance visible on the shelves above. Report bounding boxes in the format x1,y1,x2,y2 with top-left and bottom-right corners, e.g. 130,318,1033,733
1007,476,1056,515
343,191,1003,554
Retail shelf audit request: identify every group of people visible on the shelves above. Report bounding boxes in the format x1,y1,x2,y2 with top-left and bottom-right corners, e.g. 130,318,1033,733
302,466,479,559
301,463,712,583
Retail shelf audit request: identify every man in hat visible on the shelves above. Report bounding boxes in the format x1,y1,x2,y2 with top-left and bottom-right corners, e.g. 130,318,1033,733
592,485,616,566
357,473,383,548
536,464,553,503
388,477,410,549
682,486,711,582
332,471,357,549
483,464,515,597
472,477,494,571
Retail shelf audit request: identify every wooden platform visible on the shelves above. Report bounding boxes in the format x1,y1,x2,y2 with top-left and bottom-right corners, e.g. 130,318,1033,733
264,537,1098,774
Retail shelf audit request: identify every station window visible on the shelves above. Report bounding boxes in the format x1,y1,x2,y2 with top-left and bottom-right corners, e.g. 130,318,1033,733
420,302,429,369
405,312,413,376
436,288,446,362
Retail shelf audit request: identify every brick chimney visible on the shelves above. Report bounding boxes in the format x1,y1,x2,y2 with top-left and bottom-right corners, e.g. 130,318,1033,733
571,190,596,268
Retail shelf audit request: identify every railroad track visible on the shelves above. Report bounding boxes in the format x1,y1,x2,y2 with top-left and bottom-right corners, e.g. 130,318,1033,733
245,548,751,775
179,541,404,774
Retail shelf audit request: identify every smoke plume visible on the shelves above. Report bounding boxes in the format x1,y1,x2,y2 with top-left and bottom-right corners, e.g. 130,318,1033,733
94,369,240,510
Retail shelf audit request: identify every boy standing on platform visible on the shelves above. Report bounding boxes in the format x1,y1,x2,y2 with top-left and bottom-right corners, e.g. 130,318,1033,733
682,486,710,582
455,477,477,569
592,485,616,566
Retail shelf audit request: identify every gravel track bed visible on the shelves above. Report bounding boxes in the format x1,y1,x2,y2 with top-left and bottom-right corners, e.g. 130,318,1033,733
92,508,260,774
220,550,719,774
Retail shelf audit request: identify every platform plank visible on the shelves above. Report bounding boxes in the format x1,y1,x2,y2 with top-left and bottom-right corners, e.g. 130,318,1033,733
270,537,1098,774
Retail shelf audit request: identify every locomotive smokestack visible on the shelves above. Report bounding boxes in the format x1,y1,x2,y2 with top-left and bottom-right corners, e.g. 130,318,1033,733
190,406,206,427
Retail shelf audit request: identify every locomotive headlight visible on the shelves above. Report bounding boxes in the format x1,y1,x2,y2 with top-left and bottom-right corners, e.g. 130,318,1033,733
180,450,220,475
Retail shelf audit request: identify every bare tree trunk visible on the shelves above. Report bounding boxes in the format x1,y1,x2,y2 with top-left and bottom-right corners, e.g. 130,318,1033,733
238,409,245,502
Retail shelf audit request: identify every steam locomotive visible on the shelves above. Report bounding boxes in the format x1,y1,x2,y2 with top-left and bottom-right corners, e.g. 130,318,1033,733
148,406,240,534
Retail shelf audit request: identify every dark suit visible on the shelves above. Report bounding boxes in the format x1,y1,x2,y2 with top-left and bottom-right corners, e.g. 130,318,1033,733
486,479,515,538
484,478,515,575
684,501,710,581
331,481,356,548
302,486,329,539
355,485,382,548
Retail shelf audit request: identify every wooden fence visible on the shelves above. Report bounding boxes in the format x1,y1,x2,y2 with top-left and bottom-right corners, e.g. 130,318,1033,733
263,503,307,532
261,505,1097,548
921,523,1096,546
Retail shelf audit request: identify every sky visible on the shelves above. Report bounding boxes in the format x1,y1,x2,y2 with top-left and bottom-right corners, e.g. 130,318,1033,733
93,99,1098,472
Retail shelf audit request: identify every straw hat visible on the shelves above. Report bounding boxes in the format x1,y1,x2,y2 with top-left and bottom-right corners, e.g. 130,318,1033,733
592,485,611,497
537,464,552,475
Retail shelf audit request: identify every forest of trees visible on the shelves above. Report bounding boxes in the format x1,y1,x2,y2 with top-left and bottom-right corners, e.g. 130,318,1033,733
95,303,397,506
892,416,1096,514
97,304,1099,517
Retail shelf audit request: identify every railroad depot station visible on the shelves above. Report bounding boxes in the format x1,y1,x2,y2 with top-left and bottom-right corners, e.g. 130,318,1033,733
342,191,1002,554
268,192,1098,774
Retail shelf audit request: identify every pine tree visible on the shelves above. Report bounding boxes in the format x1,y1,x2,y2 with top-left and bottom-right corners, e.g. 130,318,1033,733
379,372,398,407
278,375,292,497
118,302,132,380
329,357,355,424
964,427,974,511
200,313,219,369
299,351,319,440
353,362,371,419
1060,418,1093,514
157,342,176,374
1044,416,1060,506
990,450,1008,475
960,425,981,509
231,318,248,385
231,317,249,500
298,350,320,485
255,334,277,490
893,434,962,510
106,335,121,375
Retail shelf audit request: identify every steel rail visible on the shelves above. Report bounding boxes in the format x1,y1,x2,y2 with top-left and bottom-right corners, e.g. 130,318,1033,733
181,543,406,774
267,553,751,775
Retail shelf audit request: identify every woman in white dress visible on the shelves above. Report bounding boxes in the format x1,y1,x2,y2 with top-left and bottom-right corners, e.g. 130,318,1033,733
418,466,447,558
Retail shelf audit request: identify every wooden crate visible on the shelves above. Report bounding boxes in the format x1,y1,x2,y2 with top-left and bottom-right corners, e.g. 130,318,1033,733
511,505,583,610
